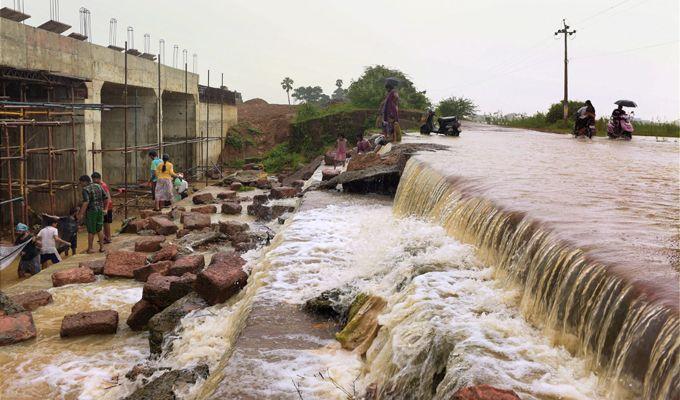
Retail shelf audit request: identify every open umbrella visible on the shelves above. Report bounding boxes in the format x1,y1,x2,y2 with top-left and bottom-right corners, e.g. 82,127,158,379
614,100,637,107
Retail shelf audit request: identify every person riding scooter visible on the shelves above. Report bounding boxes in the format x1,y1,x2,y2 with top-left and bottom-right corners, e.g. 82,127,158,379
573,100,596,138
607,102,635,140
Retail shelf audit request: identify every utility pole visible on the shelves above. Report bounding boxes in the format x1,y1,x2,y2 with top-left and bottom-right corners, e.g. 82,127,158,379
555,19,576,121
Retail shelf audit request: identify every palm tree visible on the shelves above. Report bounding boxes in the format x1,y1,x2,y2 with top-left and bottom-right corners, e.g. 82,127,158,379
335,79,343,89
281,77,294,105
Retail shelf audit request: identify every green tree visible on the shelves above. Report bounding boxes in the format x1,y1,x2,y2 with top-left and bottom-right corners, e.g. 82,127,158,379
281,77,294,105
436,96,478,119
332,79,347,101
292,86,330,105
546,100,585,123
346,65,431,110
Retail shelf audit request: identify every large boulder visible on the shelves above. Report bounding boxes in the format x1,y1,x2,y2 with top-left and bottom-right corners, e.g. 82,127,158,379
221,202,242,215
281,154,323,186
104,251,148,279
126,299,161,331
133,261,173,282
228,182,242,191
321,167,341,181
60,310,119,337
269,186,297,199
148,216,179,236
452,385,521,400
222,170,261,186
79,259,105,275
10,290,53,311
148,293,208,355
0,291,26,316
0,312,36,346
139,209,162,219
122,364,209,400
195,253,247,305
167,255,205,276
52,267,96,287
252,194,269,205
335,294,386,355
192,205,217,214
134,236,166,252
143,273,195,308
218,220,249,237
182,213,212,231
192,192,215,205
151,244,179,263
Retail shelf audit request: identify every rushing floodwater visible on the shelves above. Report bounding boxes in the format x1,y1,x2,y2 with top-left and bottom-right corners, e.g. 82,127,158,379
1,127,677,399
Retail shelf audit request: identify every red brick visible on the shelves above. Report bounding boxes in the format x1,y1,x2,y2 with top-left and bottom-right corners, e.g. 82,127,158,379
182,213,212,230
79,259,105,275
221,202,242,215
133,260,173,282
192,205,217,214
216,190,237,200
60,310,118,337
148,216,179,236
452,385,521,400
195,253,247,305
0,312,36,346
167,254,205,276
126,299,160,331
9,291,53,311
192,192,215,205
151,244,178,263
104,250,148,279
52,267,96,287
134,235,166,252
270,186,298,199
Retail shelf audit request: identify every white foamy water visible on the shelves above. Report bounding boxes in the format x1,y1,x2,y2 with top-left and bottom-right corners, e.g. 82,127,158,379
250,200,613,399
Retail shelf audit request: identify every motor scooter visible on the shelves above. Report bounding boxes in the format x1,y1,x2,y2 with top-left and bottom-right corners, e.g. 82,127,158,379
420,110,461,136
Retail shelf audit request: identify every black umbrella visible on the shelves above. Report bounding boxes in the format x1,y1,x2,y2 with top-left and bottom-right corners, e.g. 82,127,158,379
614,100,637,107
385,77,400,87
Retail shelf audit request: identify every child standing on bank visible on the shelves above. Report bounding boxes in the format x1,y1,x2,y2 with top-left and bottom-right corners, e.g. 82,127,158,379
334,133,348,169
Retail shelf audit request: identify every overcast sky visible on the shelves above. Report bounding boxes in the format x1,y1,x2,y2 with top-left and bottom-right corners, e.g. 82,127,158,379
7,0,680,120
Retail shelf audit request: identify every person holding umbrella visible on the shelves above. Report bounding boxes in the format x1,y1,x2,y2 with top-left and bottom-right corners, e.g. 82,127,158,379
608,100,637,139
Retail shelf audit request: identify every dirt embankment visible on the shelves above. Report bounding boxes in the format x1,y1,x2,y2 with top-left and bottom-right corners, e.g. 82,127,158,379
220,99,297,163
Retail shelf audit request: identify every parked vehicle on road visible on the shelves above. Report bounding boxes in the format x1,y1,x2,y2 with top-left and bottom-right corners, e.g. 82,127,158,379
420,110,461,136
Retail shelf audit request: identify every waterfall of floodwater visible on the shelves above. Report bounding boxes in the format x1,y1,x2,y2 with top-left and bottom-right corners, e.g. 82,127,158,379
393,158,679,400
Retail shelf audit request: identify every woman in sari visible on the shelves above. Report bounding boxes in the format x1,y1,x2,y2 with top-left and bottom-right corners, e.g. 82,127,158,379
381,78,400,142
154,154,177,210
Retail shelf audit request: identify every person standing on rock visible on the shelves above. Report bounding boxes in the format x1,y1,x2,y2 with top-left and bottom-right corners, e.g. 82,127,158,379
14,223,40,277
334,133,348,169
381,78,401,142
78,175,108,254
148,150,162,201
154,154,177,210
91,172,113,244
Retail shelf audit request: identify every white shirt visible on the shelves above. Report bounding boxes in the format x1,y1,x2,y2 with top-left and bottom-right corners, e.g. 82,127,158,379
177,179,189,193
38,226,61,258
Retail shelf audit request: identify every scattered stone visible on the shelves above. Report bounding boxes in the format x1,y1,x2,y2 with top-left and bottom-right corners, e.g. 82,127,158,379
134,236,166,252
195,253,247,305
137,229,159,236
452,385,522,400
291,180,305,189
221,202,242,215
10,291,53,311
60,310,119,338
104,250,148,279
192,192,215,205
126,299,161,331
79,259,105,275
255,178,271,189
167,255,205,276
0,312,36,346
247,203,272,221
282,154,323,186
122,364,209,400
336,294,386,355
148,293,208,355
269,186,297,199
122,218,150,234
176,228,190,238
322,168,341,181
140,209,162,219
52,267,96,287
125,363,171,381
149,216,179,236
324,152,336,166
223,170,261,186
192,205,217,214
304,288,349,321
0,291,26,316
143,273,194,308
151,244,179,263
252,194,269,205
229,182,242,191
218,220,249,237
133,261,173,282
216,190,237,200
182,213,212,231
272,205,295,219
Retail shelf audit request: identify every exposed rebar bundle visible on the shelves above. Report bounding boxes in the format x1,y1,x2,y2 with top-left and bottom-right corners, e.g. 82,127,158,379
192,53,198,73
12,0,25,13
172,45,179,68
144,33,151,54
109,18,117,47
158,39,165,64
126,26,134,50
79,7,91,42
49,0,59,20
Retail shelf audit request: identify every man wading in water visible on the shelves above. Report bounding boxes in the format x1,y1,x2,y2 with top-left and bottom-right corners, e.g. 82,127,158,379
78,175,109,253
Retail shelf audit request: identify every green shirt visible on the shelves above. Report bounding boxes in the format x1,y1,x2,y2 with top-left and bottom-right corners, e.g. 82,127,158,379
150,158,162,182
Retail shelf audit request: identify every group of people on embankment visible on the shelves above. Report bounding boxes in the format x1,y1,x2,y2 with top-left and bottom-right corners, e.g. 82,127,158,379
333,78,402,167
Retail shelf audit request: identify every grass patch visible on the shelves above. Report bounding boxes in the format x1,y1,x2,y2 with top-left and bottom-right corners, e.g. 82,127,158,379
238,185,256,192
294,102,360,123
262,143,306,173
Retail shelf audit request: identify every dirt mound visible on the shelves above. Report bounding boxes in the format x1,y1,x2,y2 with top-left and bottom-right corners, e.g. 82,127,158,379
221,100,298,164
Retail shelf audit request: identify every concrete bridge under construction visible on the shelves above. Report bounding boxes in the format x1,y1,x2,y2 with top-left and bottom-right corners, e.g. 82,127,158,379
0,12,241,229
